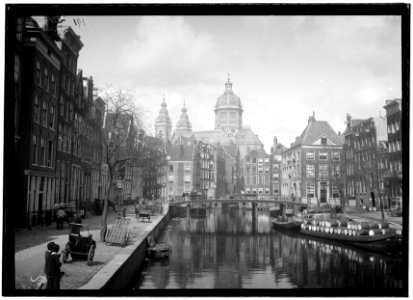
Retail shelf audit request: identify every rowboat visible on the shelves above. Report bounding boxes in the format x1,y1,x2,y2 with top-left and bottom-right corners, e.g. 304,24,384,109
146,244,172,259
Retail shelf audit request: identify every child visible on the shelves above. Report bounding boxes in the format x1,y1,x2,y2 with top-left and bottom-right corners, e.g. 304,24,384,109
44,242,55,274
45,243,62,290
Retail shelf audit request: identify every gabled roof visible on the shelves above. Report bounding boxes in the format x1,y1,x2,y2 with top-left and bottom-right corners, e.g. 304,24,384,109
292,119,343,147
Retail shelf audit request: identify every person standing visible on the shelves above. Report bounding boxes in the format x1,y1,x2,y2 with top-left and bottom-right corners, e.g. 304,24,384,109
56,208,66,229
44,242,55,274
45,243,62,289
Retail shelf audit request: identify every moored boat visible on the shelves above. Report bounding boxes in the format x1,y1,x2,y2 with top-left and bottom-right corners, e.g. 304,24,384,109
272,216,302,231
300,220,397,244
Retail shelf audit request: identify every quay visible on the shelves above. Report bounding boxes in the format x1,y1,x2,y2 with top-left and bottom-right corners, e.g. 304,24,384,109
15,204,170,290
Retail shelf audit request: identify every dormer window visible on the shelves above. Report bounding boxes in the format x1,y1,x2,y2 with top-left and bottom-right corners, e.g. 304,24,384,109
321,137,327,145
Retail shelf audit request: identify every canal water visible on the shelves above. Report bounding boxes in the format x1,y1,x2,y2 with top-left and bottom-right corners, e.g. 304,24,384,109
131,206,404,290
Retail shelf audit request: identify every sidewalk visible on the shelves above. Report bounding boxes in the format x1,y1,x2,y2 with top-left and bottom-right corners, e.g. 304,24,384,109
15,204,168,290
344,207,403,228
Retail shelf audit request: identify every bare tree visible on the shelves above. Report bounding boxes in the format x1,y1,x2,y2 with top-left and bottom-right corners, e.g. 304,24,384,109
98,87,144,241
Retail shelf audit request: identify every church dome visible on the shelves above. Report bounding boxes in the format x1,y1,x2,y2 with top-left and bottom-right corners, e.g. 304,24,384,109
215,75,243,111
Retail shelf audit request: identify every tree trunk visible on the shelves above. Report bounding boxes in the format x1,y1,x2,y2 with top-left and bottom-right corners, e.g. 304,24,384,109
100,174,113,242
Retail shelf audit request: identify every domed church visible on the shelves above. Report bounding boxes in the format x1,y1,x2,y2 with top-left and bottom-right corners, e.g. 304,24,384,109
157,75,264,158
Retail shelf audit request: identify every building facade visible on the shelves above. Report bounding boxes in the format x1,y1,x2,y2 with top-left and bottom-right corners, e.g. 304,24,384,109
270,137,287,198
383,99,402,208
243,149,271,197
343,113,388,208
18,17,63,227
281,113,344,206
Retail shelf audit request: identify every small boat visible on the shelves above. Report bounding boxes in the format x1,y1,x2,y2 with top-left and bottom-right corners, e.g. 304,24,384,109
272,216,302,231
146,244,172,259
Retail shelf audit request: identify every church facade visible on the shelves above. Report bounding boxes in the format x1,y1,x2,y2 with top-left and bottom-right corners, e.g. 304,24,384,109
155,76,268,198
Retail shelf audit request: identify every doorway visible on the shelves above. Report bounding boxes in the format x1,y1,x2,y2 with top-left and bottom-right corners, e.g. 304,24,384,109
320,182,327,203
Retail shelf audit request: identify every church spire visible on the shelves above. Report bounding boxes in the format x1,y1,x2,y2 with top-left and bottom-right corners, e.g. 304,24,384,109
154,96,172,143
176,100,192,135
225,73,233,91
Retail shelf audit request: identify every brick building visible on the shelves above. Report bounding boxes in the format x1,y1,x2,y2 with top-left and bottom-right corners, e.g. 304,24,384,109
383,99,402,208
343,113,387,208
270,136,287,198
281,113,344,206
17,17,63,227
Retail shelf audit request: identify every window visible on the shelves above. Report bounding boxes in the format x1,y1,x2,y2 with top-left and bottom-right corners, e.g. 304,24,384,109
49,105,55,130
33,96,40,123
264,158,270,164
220,112,227,124
319,164,328,178
14,55,21,83
36,62,41,85
32,135,38,164
169,165,174,172
332,185,339,198
258,159,263,166
61,72,66,88
332,152,340,161
252,167,256,173
252,157,257,164
42,101,48,127
306,151,315,160
306,164,315,178
306,182,315,198
58,124,62,151
43,68,49,91
73,138,77,156
184,175,191,182
319,152,328,160
273,154,281,162
60,96,64,116
273,182,279,194
321,137,327,145
48,140,54,167
51,74,56,96
40,138,46,166
16,17,23,41
185,164,191,171
333,165,340,177
258,188,263,194
229,112,236,124
69,103,73,121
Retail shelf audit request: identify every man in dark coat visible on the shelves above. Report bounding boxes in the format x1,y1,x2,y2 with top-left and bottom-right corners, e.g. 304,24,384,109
45,243,62,289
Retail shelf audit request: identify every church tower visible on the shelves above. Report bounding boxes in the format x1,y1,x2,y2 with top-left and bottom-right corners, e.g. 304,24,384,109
154,96,172,143
175,101,192,135
214,74,243,134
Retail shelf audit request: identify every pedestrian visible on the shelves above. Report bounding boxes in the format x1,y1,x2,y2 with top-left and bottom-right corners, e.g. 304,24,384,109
56,207,66,229
45,243,62,290
44,242,55,274
135,203,140,218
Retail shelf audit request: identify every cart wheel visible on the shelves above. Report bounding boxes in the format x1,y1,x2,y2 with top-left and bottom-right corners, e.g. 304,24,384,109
62,243,70,263
87,245,95,266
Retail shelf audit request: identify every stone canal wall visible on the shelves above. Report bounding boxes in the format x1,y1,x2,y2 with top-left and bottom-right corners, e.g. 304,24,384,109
78,211,171,290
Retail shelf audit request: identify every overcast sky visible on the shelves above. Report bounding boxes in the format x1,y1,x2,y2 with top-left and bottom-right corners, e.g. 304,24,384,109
64,15,401,152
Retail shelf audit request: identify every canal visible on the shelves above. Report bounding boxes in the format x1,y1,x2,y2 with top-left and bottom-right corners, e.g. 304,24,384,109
130,206,404,290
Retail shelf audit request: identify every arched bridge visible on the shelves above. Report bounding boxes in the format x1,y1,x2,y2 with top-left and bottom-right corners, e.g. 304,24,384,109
169,198,308,207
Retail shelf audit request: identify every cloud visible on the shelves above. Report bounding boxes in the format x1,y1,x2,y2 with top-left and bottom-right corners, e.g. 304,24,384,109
117,16,220,87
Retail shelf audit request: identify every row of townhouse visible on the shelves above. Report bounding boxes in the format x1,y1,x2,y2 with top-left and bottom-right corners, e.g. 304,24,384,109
165,135,238,200
10,16,158,228
279,102,403,210
11,16,113,228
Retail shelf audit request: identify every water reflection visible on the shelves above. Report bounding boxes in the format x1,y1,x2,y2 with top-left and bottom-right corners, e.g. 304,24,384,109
134,208,403,289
